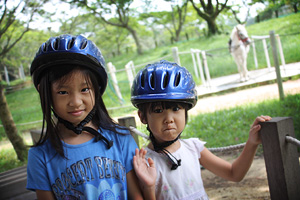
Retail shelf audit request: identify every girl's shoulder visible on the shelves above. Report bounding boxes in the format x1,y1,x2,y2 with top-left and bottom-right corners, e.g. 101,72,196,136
28,139,57,160
180,138,206,153
181,137,206,146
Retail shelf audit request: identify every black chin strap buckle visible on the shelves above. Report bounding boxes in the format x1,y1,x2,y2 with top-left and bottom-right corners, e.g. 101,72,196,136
53,108,113,149
171,159,181,170
74,127,83,135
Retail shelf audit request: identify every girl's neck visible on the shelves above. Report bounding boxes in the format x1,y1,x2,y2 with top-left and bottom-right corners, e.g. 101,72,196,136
148,140,181,153
59,123,97,145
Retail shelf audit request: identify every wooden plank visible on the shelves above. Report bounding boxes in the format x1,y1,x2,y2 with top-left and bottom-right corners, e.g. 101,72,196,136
118,116,139,147
260,117,300,200
0,166,36,200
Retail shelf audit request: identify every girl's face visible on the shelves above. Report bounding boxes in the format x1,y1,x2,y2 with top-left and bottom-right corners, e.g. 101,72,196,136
51,69,95,126
140,103,186,143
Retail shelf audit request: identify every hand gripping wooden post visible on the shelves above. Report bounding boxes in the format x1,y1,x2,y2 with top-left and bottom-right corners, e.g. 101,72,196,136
118,116,139,147
260,117,300,200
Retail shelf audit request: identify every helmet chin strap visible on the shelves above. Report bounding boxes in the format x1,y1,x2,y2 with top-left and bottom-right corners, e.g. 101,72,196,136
53,107,113,149
147,126,181,170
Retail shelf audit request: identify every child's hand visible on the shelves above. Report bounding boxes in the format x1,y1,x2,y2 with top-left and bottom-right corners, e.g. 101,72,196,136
133,148,157,188
248,115,272,145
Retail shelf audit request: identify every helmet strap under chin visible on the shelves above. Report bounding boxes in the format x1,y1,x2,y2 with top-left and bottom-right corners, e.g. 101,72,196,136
147,125,181,170
53,107,113,149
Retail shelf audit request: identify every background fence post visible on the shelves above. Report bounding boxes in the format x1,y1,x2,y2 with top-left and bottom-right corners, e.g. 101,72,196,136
270,30,284,101
251,39,258,69
262,39,271,70
172,47,181,65
107,62,124,104
190,49,199,78
125,61,135,88
260,117,300,200
201,51,211,87
118,116,139,147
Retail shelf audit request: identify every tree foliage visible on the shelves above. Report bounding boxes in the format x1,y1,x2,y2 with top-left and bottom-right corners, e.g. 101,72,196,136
67,0,144,54
0,0,47,162
189,0,229,36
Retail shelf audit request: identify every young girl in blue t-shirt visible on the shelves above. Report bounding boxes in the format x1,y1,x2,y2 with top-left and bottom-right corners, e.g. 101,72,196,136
27,34,155,200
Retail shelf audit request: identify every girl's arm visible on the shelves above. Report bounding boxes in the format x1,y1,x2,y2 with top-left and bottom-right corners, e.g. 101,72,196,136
36,190,56,200
200,115,271,182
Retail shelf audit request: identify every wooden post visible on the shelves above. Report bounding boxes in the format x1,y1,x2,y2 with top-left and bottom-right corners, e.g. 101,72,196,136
251,39,258,69
172,47,181,65
195,50,206,86
201,51,211,87
260,117,300,200
107,62,124,104
276,35,286,69
190,49,199,78
125,61,135,88
262,39,271,70
118,116,139,147
270,30,284,101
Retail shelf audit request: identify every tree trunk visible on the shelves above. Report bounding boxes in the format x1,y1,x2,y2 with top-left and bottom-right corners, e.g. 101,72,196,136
126,26,143,55
206,18,218,36
293,4,298,13
275,10,279,18
0,83,27,162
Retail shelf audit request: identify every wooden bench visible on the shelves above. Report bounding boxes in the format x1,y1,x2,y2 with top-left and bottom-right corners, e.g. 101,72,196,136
0,166,36,200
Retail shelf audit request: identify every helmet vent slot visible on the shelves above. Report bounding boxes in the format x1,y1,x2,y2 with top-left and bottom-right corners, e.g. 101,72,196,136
53,39,59,50
163,72,169,89
80,40,88,49
42,43,47,52
174,72,181,87
67,38,75,49
141,74,145,88
150,73,155,89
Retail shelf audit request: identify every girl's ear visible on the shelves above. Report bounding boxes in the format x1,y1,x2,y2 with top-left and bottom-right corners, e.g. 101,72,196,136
138,110,147,124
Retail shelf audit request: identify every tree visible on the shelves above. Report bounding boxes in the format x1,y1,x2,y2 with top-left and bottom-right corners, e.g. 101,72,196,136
167,0,189,42
226,0,251,24
0,0,47,161
68,0,144,55
252,0,285,18
189,0,229,36
141,0,189,43
287,0,299,13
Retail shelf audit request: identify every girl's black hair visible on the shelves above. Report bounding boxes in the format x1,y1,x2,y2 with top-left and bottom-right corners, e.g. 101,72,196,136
34,65,126,158
137,101,189,123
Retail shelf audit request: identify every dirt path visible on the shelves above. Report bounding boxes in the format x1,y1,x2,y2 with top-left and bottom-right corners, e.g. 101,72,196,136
202,153,270,200
190,78,300,115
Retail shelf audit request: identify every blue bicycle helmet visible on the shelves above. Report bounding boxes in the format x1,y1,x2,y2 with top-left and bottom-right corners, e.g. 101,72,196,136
131,60,197,109
30,34,107,95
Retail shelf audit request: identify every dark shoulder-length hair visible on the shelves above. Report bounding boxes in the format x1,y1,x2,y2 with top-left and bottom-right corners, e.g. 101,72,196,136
34,65,127,158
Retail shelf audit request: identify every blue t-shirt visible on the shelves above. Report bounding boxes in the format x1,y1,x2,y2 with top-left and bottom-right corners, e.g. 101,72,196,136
27,128,138,200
